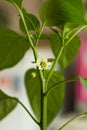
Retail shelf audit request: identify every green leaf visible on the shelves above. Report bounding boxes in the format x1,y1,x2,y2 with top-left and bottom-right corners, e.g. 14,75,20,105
50,76,87,90
66,0,85,16
79,77,87,89
47,71,65,125
6,0,22,8
0,29,29,70
25,68,65,125
62,22,77,40
0,90,17,120
19,9,40,33
25,69,41,121
39,0,86,27
50,33,80,70
59,37,80,69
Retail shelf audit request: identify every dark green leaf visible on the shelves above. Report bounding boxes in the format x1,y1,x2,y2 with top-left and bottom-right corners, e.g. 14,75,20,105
25,69,41,121
0,29,29,70
50,33,62,56
25,68,65,125
50,33,80,70
6,0,22,8
0,90,17,120
39,0,86,27
47,71,65,125
19,8,40,33
59,37,80,69
66,0,85,16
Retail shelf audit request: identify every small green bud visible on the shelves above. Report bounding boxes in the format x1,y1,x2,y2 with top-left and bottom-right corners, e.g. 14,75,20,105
31,72,36,78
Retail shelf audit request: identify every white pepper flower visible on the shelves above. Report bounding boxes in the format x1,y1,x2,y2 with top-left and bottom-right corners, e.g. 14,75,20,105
36,57,51,70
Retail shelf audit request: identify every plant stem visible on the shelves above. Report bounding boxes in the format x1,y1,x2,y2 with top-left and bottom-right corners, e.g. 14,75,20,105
10,3,48,130
33,49,47,130
39,71,47,130
43,94,47,130
6,3,48,130
65,25,87,46
46,77,79,95
46,46,64,85
35,22,46,47
8,97,39,125
58,112,87,130
40,91,47,130
9,0,34,48
46,25,87,86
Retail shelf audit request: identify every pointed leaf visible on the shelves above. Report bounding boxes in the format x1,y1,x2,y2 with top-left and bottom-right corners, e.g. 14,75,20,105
39,0,86,27
0,90,17,120
19,9,40,33
25,68,65,125
50,33,80,70
0,29,29,70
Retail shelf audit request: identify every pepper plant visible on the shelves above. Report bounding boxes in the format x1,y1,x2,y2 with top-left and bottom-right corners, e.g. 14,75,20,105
0,0,87,130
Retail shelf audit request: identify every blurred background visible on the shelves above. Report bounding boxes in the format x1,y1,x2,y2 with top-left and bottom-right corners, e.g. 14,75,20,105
0,0,87,130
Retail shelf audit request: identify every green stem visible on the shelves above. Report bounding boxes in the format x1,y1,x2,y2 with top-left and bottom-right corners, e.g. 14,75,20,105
46,77,79,95
40,92,47,130
8,2,47,130
35,22,46,47
33,45,47,130
7,2,48,130
43,94,47,130
33,47,38,61
32,48,47,130
9,0,34,48
65,25,87,46
46,25,87,87
40,72,47,130
33,43,47,130
46,46,64,85
58,112,87,130
43,46,64,130
8,97,39,125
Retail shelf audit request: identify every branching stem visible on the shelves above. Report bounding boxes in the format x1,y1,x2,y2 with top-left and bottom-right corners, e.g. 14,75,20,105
46,46,64,86
65,25,87,46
